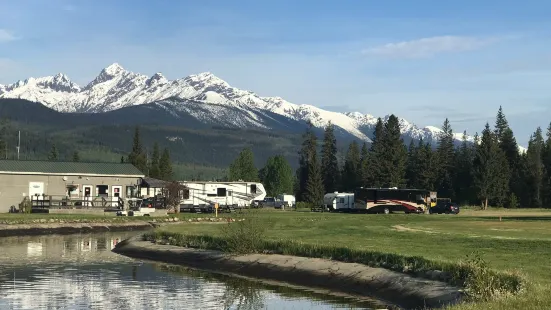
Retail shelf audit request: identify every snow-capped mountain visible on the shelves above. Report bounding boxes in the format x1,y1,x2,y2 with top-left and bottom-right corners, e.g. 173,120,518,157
0,63,476,145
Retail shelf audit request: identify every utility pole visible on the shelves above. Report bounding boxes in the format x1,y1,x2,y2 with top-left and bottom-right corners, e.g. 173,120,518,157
16,131,20,160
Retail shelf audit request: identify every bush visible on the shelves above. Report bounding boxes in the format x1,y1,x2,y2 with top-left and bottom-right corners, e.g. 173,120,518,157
295,201,313,209
220,209,266,254
19,197,32,214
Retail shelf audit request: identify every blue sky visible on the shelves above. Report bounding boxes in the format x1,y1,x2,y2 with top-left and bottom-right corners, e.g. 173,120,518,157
1,0,550,145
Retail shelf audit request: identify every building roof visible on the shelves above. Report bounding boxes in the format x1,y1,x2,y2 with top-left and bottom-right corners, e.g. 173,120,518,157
0,160,145,177
140,177,170,188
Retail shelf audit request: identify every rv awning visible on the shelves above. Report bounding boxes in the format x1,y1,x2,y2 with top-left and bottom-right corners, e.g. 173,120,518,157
140,177,170,188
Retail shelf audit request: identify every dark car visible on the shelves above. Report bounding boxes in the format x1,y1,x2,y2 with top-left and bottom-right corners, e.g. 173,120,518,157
429,202,460,214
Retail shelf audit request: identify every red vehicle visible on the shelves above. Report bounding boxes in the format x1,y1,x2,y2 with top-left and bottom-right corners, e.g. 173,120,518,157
353,187,436,214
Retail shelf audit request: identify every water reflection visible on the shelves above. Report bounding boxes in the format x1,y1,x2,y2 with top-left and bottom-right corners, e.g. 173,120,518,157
0,233,387,310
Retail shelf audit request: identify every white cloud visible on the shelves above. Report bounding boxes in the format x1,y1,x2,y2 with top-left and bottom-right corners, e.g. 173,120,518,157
362,35,499,59
0,29,17,43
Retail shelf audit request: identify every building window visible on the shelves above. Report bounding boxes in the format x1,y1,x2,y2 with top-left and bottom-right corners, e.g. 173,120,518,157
182,189,190,199
96,185,109,197
126,186,136,198
217,188,227,197
66,185,79,198
250,184,257,194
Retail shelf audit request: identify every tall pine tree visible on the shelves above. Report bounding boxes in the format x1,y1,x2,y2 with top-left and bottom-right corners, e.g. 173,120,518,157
48,144,58,161
406,140,418,188
296,122,317,200
435,118,455,199
473,123,510,209
379,115,407,187
149,143,161,179
128,126,148,173
359,142,370,187
525,127,545,207
542,123,551,207
321,122,340,193
341,141,361,191
159,148,173,181
72,151,80,162
368,118,385,187
454,131,475,205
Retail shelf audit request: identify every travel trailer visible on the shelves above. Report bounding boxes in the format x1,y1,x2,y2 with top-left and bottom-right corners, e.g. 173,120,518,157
179,181,266,212
323,192,355,211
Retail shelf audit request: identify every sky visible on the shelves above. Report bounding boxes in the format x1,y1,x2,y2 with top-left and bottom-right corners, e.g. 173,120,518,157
1,0,550,145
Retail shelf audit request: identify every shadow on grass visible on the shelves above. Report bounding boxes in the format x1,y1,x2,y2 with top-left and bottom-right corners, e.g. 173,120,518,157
478,216,551,222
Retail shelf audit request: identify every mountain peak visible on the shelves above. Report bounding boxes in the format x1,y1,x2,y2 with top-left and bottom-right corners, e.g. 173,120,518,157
146,72,168,87
185,72,229,88
103,63,125,75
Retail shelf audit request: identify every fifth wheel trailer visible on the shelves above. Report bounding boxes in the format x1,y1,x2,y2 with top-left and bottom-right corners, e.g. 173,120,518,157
178,181,266,212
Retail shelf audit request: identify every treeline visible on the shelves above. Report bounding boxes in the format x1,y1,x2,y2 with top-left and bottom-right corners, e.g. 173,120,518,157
125,126,174,180
295,107,551,208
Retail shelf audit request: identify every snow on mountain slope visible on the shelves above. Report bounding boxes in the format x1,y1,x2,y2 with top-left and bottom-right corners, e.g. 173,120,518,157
1,62,483,144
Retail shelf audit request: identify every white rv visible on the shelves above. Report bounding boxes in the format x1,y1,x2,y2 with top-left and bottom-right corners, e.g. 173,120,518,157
323,192,355,211
179,181,266,211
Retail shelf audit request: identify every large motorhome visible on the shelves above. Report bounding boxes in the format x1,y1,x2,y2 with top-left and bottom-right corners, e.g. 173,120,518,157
353,188,437,214
178,181,266,212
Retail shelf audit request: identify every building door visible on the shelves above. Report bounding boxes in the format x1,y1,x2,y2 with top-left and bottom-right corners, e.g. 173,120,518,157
112,186,122,208
83,185,93,207
29,182,45,201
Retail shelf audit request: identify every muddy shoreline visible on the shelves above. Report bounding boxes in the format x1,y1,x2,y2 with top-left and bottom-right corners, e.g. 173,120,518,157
0,221,156,237
113,236,464,309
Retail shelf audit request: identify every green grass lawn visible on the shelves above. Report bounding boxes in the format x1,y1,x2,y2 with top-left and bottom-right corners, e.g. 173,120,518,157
155,209,551,310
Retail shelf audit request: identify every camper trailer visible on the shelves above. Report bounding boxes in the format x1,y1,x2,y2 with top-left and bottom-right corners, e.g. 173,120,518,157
179,181,266,212
323,192,355,211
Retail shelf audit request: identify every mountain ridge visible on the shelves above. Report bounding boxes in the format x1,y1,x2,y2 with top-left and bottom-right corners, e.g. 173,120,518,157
0,62,514,149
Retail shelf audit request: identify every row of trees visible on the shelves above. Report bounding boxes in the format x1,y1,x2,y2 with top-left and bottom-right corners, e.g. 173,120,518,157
295,107,551,208
228,148,295,197
126,126,174,180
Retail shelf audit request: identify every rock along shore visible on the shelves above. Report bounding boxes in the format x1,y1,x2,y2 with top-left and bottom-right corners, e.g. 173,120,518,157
113,236,464,309
0,221,156,237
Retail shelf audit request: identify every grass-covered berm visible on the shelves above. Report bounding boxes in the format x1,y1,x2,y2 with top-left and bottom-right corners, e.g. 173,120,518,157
141,208,551,309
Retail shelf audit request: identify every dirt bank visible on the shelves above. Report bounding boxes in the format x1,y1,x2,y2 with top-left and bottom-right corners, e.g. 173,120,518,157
0,221,156,237
113,236,464,309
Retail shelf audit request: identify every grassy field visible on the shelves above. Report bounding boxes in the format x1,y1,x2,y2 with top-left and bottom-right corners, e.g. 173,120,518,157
150,208,551,309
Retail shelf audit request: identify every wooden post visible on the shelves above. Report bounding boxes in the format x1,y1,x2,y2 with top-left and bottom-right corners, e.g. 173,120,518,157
215,203,219,217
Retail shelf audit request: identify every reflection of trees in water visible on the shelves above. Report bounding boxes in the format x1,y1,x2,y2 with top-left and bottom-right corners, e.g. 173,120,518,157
219,276,265,310
154,264,265,309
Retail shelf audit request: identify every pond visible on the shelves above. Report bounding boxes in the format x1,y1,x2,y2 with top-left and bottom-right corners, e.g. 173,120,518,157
0,232,391,309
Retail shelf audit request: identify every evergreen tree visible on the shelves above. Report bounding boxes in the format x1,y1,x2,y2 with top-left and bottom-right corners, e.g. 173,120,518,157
320,122,340,192
149,142,161,179
262,155,294,197
525,127,545,207
120,156,125,163
0,118,10,159
379,115,407,187
368,118,385,187
341,141,361,191
72,151,80,162
305,148,324,206
159,148,173,181
473,123,510,209
494,107,521,207
359,142,370,187
296,122,317,201
454,131,475,205
542,123,551,207
228,148,258,182
48,144,58,161
128,126,148,173
435,118,455,199
416,140,437,190
406,139,418,188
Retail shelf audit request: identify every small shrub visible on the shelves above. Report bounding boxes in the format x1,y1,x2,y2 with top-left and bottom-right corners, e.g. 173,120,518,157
19,197,32,214
220,209,266,254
